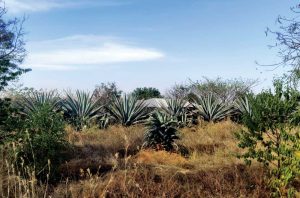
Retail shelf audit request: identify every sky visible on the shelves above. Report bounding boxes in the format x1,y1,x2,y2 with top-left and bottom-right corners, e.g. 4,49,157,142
5,0,300,93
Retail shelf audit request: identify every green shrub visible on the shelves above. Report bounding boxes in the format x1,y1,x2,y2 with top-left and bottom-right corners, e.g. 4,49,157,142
132,87,162,100
143,111,179,151
15,104,70,182
236,80,300,197
0,98,22,143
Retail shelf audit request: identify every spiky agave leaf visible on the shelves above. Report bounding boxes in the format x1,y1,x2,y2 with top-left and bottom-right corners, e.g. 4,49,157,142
191,94,232,122
159,99,193,127
17,90,61,115
98,113,111,129
234,96,252,117
62,90,102,130
108,94,148,126
143,111,179,151
159,99,186,117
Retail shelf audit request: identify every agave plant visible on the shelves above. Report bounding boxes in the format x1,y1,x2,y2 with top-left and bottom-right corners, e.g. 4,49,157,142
160,99,186,117
234,96,252,117
159,99,193,127
143,111,179,151
17,90,61,115
191,94,232,122
107,95,148,126
98,113,111,129
62,90,102,130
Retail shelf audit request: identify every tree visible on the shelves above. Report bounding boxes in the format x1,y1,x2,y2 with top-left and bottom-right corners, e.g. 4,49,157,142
0,5,30,91
262,4,300,88
132,87,162,100
92,82,122,105
165,83,191,99
236,79,300,196
191,77,256,104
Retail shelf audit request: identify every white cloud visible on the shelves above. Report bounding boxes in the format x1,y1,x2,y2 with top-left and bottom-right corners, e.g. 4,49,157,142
4,0,128,14
25,35,165,70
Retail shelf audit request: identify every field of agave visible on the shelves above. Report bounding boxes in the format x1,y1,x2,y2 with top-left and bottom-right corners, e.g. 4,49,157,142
1,78,300,197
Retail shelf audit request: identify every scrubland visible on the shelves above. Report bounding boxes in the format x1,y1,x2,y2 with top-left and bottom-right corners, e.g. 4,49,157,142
1,120,270,198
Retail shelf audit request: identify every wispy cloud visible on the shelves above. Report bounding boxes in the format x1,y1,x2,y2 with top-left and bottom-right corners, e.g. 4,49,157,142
25,35,165,70
5,0,129,14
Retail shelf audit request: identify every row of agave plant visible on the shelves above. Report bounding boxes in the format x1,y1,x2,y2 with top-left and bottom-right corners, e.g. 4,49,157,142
13,89,250,150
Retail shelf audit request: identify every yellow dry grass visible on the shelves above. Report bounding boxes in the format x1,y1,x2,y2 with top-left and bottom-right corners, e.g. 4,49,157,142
135,150,188,167
1,121,270,197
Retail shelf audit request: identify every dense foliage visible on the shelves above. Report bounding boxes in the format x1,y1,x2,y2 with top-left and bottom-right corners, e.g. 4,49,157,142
132,87,162,100
0,7,31,91
19,104,69,181
236,80,300,196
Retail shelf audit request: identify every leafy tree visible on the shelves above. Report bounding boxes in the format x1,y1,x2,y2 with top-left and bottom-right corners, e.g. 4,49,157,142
132,87,162,100
0,6,30,91
236,80,300,197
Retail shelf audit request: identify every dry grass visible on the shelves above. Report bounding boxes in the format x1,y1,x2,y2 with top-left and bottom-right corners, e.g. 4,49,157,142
0,143,46,198
179,120,245,169
135,150,188,167
1,121,271,197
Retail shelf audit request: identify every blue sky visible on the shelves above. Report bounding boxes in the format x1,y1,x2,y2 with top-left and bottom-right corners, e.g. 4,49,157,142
6,0,300,93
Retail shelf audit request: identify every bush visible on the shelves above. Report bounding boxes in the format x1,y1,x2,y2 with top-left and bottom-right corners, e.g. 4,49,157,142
0,98,23,143
15,104,70,182
236,80,300,197
132,87,162,100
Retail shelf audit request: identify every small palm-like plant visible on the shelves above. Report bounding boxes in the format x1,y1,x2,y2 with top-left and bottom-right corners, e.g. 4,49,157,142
62,90,102,130
191,94,232,122
143,111,179,151
108,95,148,126
17,90,61,115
